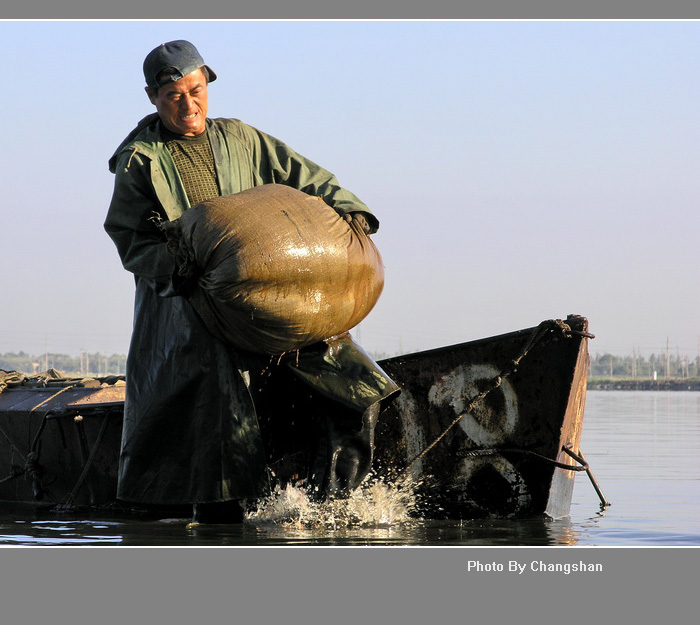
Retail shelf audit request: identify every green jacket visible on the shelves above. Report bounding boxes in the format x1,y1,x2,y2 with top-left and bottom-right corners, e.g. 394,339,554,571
106,115,377,291
104,115,396,506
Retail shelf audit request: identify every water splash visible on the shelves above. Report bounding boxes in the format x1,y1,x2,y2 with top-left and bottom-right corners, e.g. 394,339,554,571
247,472,425,529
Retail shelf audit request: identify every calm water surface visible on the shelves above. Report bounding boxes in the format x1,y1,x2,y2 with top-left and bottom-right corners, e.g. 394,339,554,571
1,390,698,547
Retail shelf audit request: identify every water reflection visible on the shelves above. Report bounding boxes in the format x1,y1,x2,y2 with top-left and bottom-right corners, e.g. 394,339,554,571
0,466,612,547
1,509,596,547
2,391,698,546
1,519,124,546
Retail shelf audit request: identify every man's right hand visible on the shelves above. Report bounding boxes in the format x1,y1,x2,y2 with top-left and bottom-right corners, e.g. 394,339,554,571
345,212,373,235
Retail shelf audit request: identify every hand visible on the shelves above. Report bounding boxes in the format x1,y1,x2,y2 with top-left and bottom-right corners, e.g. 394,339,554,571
345,212,373,235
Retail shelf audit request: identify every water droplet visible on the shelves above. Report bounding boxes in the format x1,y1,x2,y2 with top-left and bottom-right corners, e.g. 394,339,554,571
248,471,426,529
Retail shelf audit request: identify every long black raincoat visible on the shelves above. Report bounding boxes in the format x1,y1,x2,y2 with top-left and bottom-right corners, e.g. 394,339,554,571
105,115,398,505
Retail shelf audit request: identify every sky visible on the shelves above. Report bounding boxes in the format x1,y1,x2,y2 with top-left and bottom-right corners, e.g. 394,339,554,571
1,20,698,360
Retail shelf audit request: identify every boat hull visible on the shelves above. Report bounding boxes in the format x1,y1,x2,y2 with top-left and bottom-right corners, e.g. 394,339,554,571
0,315,590,519
375,315,590,519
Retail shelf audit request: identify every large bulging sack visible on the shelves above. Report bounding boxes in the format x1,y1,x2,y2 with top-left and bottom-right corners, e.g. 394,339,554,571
161,184,385,355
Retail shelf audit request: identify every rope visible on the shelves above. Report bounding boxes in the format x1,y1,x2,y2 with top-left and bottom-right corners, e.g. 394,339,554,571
0,385,76,497
0,465,24,485
0,425,26,462
59,413,113,508
28,385,77,415
457,446,589,471
448,444,611,508
402,319,571,474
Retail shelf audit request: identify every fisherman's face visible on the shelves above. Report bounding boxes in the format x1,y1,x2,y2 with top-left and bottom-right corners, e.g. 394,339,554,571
146,68,209,136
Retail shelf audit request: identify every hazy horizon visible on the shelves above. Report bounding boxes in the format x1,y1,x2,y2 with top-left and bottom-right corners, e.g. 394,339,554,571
2,20,698,360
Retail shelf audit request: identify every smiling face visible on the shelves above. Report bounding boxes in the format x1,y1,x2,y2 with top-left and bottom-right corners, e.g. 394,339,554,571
146,68,209,136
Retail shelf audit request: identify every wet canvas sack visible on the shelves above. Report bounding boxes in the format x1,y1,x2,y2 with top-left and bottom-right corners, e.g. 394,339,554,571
161,184,385,354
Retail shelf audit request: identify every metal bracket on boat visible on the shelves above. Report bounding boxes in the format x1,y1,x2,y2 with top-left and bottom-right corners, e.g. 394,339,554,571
560,445,611,509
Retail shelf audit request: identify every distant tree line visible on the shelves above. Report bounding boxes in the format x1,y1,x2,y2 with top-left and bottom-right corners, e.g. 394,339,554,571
5,349,693,381
0,351,126,377
590,351,699,379
0,349,396,377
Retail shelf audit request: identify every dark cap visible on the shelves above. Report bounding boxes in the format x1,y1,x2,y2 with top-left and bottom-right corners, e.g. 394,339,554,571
143,40,217,90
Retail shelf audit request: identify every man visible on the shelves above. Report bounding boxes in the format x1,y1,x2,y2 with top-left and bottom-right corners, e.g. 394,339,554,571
105,40,398,523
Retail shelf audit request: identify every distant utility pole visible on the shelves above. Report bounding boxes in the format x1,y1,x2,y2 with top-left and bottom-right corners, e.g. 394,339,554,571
665,337,670,379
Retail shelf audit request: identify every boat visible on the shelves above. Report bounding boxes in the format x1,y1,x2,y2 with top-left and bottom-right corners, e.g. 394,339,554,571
0,314,605,519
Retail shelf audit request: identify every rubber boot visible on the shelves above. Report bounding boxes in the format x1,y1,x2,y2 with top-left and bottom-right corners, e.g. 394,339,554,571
191,500,245,524
324,402,380,499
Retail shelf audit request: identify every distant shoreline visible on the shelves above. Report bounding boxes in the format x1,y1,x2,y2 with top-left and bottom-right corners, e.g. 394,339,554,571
588,377,700,391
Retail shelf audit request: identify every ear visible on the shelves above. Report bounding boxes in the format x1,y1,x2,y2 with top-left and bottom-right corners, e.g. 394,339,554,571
145,86,157,105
